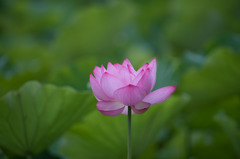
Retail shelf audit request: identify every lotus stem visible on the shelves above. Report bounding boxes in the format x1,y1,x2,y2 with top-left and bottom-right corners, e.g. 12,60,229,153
128,106,132,159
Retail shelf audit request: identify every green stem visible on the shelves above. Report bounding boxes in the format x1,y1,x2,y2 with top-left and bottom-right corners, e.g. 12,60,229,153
128,106,132,159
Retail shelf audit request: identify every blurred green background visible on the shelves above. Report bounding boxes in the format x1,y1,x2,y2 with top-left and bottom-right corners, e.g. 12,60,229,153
0,0,240,159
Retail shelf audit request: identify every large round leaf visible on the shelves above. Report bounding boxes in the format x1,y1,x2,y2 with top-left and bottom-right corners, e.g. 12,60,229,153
0,81,95,156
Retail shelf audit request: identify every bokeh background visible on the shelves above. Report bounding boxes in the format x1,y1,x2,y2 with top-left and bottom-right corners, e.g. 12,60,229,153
0,0,240,159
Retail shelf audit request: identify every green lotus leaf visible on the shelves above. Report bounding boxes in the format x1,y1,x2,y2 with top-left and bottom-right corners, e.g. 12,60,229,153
0,81,95,157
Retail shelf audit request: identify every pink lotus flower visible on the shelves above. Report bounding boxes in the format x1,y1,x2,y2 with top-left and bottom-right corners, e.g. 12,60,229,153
90,58,177,116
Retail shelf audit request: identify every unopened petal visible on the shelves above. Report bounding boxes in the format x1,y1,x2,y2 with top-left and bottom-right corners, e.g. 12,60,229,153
143,86,177,105
113,84,147,106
